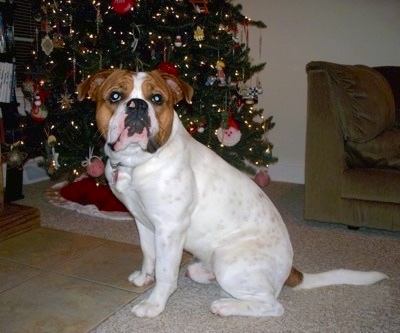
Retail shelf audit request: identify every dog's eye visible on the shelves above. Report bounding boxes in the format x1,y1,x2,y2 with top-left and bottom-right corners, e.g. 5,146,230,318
151,94,163,105
109,91,122,103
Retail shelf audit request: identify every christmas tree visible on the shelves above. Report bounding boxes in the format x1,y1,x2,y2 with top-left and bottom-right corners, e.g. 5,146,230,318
23,0,277,183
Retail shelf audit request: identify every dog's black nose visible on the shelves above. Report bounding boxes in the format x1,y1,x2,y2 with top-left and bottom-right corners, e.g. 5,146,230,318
125,98,151,137
127,98,148,112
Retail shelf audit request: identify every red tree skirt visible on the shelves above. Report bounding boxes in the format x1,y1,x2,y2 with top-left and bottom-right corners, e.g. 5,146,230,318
60,178,128,212
45,177,133,221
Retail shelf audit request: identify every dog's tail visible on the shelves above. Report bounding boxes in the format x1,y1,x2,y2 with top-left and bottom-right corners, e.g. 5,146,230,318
285,267,388,290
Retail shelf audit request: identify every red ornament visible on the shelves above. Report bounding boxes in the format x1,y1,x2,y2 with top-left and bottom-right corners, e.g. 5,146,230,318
112,0,135,15
86,157,105,178
31,90,49,123
156,62,179,77
253,170,271,188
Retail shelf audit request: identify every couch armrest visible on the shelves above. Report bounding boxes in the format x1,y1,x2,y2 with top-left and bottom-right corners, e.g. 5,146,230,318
304,64,348,222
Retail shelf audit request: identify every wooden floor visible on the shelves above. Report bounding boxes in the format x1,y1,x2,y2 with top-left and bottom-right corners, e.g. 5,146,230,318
0,203,40,241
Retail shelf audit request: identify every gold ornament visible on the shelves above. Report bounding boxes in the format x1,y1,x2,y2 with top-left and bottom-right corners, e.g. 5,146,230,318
194,26,205,41
52,33,65,48
58,93,74,110
47,135,57,147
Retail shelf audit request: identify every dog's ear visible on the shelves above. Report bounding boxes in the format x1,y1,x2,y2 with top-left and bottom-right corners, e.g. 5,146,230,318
155,71,194,104
77,69,117,101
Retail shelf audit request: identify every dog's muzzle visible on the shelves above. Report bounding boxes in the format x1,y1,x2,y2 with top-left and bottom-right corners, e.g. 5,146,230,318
125,98,151,136
107,98,160,153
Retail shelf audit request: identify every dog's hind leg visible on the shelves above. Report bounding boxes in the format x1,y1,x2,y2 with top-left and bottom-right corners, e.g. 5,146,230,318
210,268,285,317
210,244,290,317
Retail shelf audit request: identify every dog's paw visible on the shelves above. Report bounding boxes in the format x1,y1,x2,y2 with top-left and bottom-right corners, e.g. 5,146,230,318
128,271,154,287
211,298,285,317
131,300,164,318
185,262,215,284
211,299,236,316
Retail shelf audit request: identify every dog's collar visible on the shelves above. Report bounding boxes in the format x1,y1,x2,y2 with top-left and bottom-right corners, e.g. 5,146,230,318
110,162,130,185
110,161,129,169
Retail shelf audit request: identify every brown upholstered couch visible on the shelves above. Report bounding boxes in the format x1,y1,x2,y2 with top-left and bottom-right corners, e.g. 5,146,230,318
305,61,400,232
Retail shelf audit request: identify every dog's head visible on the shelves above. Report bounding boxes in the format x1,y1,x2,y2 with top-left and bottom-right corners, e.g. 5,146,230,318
77,69,193,153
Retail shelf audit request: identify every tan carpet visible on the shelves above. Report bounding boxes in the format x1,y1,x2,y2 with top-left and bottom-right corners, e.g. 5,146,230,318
17,180,400,333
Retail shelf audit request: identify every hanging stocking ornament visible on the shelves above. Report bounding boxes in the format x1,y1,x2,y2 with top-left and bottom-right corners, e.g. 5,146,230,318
82,146,105,178
112,0,135,15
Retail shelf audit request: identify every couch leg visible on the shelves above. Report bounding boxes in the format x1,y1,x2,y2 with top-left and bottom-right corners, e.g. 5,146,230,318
347,225,360,231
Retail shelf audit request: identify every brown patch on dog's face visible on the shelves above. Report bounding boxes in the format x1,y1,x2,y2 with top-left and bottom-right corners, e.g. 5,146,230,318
145,70,193,146
96,71,134,138
78,69,134,138
141,72,176,146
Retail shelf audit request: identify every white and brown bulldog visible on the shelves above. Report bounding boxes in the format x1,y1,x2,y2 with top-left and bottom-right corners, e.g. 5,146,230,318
78,69,387,318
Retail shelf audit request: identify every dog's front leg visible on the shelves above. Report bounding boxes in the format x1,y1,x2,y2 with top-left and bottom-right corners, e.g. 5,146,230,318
131,224,187,318
129,222,156,287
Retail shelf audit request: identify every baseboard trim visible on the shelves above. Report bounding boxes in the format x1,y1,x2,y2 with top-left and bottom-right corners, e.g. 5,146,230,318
268,162,304,184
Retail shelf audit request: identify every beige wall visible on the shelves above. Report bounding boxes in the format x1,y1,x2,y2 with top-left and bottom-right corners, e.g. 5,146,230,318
239,0,400,183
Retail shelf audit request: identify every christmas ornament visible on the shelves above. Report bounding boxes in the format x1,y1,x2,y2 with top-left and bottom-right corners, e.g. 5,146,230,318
206,61,227,86
156,62,179,77
21,78,36,100
131,24,140,53
47,135,57,147
188,119,207,136
82,147,105,178
194,26,205,41
41,34,54,55
216,114,242,147
253,169,271,188
58,92,74,110
86,157,105,178
174,35,183,47
31,91,48,122
48,147,60,175
45,134,59,175
237,78,263,105
112,0,135,15
190,0,209,14
216,61,227,86
262,146,272,160
52,33,65,48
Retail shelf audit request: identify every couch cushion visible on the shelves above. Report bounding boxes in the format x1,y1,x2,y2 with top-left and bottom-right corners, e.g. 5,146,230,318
345,127,400,169
342,168,400,204
318,62,396,143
